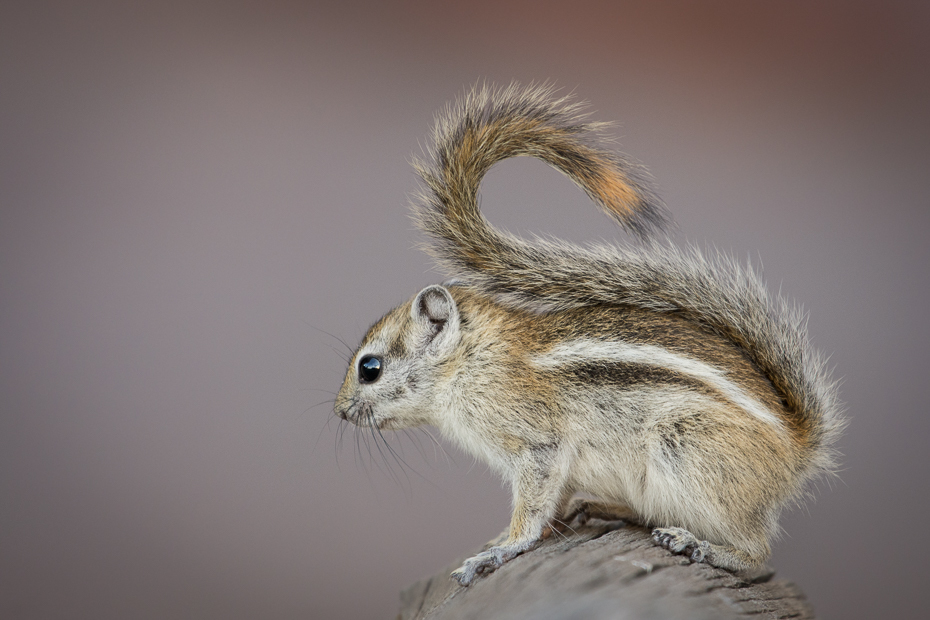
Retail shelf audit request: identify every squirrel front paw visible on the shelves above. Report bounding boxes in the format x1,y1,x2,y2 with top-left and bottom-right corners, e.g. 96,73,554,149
451,542,534,586
451,549,500,586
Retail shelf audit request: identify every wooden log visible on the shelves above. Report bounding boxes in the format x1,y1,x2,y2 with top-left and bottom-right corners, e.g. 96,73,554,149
399,522,814,619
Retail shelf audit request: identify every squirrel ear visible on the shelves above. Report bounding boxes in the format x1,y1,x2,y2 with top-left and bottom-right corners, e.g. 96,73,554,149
411,285,460,354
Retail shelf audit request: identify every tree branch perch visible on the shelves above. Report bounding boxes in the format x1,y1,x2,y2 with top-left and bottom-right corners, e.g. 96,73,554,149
399,522,814,619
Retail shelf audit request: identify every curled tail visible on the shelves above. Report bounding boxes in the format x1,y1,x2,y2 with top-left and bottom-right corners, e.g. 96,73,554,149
413,83,842,479
412,82,668,244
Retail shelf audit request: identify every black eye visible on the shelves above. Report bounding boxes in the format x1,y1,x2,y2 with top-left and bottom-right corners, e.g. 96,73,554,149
358,355,382,383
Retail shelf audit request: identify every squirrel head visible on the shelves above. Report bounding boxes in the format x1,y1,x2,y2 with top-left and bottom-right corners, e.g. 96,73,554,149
335,285,461,430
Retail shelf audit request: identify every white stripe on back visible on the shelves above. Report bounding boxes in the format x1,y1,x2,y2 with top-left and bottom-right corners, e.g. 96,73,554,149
534,340,783,430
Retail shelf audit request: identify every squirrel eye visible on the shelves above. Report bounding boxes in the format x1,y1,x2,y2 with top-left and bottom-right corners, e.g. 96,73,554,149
358,355,382,383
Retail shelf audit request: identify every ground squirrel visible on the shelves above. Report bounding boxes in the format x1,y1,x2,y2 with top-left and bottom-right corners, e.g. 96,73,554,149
334,83,842,585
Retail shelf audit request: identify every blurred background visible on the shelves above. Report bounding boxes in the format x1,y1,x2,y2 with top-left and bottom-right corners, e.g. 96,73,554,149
1,1,928,618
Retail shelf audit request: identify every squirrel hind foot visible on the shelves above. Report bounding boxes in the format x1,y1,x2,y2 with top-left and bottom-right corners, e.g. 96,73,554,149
652,527,765,572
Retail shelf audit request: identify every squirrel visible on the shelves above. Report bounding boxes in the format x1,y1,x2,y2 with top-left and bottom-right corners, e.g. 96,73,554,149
334,83,843,586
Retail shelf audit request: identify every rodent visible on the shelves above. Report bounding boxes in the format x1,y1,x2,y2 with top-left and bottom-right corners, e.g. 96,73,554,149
334,83,842,586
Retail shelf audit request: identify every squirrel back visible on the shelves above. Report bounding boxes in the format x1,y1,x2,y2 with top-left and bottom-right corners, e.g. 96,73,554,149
412,83,842,475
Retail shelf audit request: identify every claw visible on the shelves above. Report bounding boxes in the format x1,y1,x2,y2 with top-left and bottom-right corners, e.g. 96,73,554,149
451,549,502,586
451,542,534,586
653,527,701,557
690,541,710,563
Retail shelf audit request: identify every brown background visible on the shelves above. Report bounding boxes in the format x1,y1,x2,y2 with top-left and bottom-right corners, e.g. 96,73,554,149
2,1,928,618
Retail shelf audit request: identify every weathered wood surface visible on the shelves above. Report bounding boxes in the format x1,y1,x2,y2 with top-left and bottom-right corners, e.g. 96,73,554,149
399,522,814,620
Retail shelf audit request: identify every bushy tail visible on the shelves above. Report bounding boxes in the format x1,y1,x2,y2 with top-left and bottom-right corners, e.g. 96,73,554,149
413,83,842,475
412,82,668,243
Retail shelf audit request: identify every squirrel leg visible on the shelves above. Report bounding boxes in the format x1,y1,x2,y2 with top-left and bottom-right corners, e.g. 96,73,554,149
652,527,767,571
559,498,643,527
452,452,566,586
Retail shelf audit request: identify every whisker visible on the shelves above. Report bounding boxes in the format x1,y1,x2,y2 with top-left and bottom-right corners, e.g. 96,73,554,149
338,412,352,447
303,387,339,395
419,427,456,465
313,412,335,454
548,518,578,541
334,418,348,470
367,412,408,489
325,343,351,364
373,423,439,491
306,323,356,355
354,418,376,488
400,429,429,463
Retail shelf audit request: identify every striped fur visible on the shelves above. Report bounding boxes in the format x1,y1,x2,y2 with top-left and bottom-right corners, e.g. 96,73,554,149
534,339,785,429
413,83,842,471
337,84,843,584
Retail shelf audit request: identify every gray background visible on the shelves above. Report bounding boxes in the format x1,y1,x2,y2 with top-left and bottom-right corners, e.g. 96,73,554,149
2,1,928,618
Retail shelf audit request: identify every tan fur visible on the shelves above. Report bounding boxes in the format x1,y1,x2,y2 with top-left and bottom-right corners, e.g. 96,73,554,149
335,84,842,585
